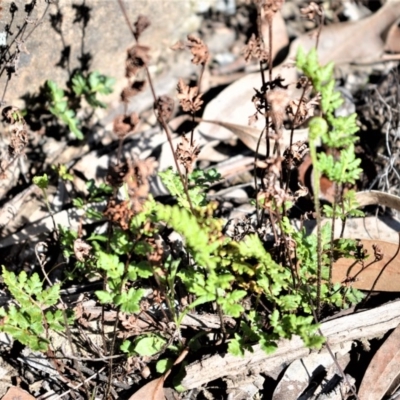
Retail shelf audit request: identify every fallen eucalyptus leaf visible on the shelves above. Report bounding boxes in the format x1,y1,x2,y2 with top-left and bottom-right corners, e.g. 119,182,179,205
199,1,400,140
2,386,35,400
128,376,165,400
385,18,400,53
287,0,400,65
197,118,308,153
358,323,400,400
332,238,400,292
356,190,400,211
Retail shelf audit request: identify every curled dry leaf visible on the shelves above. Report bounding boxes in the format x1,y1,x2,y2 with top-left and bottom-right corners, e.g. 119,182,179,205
2,106,29,158
358,323,400,400
133,15,151,40
283,140,309,169
186,34,209,65
121,80,146,103
113,113,140,139
286,94,319,126
177,79,203,113
73,238,92,262
155,95,174,122
103,199,134,231
126,44,150,77
175,135,201,172
243,33,269,63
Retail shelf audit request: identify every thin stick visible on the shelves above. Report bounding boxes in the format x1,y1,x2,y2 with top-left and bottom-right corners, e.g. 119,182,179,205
52,367,105,400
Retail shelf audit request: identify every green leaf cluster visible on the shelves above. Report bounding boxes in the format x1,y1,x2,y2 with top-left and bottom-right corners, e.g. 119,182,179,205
33,173,49,190
94,251,147,314
282,218,364,310
46,70,114,140
0,267,67,352
72,71,115,109
46,80,84,140
159,168,221,209
294,49,366,315
151,202,325,353
121,334,167,357
296,48,362,182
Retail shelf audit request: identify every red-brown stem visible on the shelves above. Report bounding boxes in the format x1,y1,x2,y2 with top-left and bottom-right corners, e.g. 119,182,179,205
117,0,194,213
284,82,309,193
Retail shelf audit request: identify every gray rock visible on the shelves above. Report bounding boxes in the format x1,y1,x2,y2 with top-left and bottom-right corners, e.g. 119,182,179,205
0,0,216,107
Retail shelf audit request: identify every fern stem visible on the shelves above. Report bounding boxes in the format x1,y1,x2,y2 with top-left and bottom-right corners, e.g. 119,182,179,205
309,140,322,317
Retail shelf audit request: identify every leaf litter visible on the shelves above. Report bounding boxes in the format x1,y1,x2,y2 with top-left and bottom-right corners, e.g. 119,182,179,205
1,1,400,399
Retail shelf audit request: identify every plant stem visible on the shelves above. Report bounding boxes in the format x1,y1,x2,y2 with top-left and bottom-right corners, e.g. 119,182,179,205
309,139,322,317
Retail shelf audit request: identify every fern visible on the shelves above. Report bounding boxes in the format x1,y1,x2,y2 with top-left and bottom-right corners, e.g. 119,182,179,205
0,267,67,352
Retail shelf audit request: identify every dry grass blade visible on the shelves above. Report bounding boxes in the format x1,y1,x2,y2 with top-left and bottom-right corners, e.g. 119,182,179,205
358,324,400,400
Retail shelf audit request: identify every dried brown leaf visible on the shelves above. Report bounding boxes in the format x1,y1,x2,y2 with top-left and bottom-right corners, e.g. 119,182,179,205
2,386,35,400
73,238,92,262
196,118,308,154
113,113,140,139
242,33,268,63
175,135,200,172
155,95,175,122
133,15,150,40
103,199,134,230
358,324,400,399
385,19,400,53
128,376,165,400
177,79,203,113
332,238,400,292
126,45,150,77
187,34,209,65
